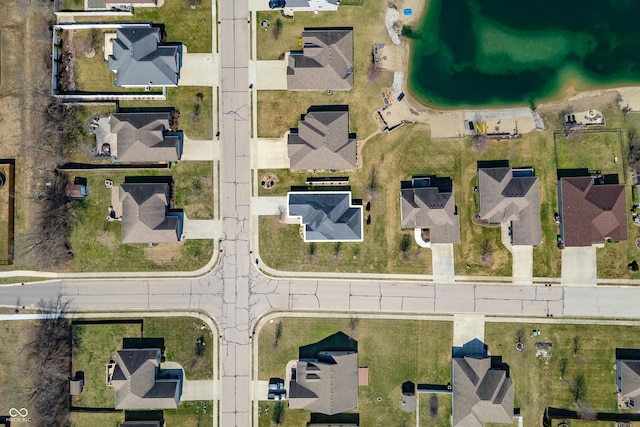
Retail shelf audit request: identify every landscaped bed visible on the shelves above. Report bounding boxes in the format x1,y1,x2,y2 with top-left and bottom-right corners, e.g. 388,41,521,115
257,317,452,427
67,163,214,272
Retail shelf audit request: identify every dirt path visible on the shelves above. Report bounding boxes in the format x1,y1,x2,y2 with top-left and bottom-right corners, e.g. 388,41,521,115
356,129,382,168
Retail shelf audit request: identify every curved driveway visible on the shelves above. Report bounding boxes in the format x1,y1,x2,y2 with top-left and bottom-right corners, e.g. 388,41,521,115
0,2,640,427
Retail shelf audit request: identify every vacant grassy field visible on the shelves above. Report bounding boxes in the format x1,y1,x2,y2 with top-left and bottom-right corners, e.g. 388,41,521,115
258,317,452,426
0,320,34,413
67,166,213,272
120,86,215,140
256,0,394,139
75,0,212,53
71,322,142,408
484,322,640,426
144,317,214,380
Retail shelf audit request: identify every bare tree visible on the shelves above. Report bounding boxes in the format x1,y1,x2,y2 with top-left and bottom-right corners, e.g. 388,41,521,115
559,357,568,380
349,314,360,336
272,401,285,425
273,321,283,348
333,242,342,261
307,242,317,262
400,234,411,260
472,132,489,153
480,238,493,267
366,166,379,201
271,18,283,40
572,336,581,357
571,373,587,404
24,296,74,427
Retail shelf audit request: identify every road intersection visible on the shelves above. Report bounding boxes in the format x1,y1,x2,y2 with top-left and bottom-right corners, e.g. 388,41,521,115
1,1,640,426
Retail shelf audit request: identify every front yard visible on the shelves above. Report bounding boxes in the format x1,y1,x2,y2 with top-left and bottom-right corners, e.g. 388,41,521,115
257,317,452,427
67,163,213,272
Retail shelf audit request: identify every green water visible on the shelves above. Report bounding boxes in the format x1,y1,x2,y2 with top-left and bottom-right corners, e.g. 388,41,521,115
407,0,640,108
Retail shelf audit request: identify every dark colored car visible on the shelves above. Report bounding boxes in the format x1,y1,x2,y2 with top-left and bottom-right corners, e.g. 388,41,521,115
269,0,286,8
268,378,286,400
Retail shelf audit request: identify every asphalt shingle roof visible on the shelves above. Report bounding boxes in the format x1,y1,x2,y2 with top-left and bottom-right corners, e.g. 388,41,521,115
110,112,183,162
288,192,363,241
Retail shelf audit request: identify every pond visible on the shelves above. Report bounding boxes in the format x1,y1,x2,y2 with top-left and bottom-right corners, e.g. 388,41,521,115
406,0,640,108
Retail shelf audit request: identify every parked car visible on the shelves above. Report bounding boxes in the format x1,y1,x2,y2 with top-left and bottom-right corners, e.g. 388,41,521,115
268,378,286,400
269,0,286,8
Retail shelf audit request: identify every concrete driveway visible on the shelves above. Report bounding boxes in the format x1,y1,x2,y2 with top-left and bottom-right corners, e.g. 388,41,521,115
512,245,533,285
251,196,287,216
180,53,219,87
182,138,218,161
561,246,597,286
182,379,216,401
252,60,288,90
183,218,220,240
453,314,485,346
431,243,454,282
254,137,289,169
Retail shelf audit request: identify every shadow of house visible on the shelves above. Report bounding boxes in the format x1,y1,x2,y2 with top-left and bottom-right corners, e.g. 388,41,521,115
112,348,181,410
477,160,541,246
558,172,627,247
290,331,359,415
308,412,360,426
108,27,181,88
119,181,183,244
287,28,354,91
288,105,356,171
452,339,514,427
400,175,460,243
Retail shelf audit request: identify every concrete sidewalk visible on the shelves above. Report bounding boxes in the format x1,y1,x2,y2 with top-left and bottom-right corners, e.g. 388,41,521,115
180,53,219,87
254,137,289,169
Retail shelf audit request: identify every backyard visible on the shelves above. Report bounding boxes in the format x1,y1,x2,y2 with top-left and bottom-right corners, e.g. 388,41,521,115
0,320,35,414
484,322,640,427
257,317,452,426
67,163,214,272
73,0,213,53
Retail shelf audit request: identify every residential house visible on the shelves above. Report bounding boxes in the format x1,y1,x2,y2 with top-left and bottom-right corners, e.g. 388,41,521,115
452,340,514,427
616,349,640,411
285,0,340,13
558,175,627,247
109,112,183,163
477,161,541,246
288,106,356,171
400,176,460,243
111,348,181,410
289,332,359,415
108,26,181,87
119,182,183,244
287,28,354,91
287,191,363,242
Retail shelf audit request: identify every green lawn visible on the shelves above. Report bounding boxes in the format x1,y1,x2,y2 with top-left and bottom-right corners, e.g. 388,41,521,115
419,393,452,427
0,320,34,413
554,129,626,180
120,86,215,140
71,322,142,408
258,317,452,426
59,0,84,11
75,0,213,53
484,322,640,427
67,166,213,272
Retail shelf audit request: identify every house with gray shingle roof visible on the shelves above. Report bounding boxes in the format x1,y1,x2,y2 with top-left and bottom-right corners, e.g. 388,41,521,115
289,332,359,415
110,112,183,163
400,176,460,244
119,182,183,244
477,161,541,246
287,191,363,242
287,28,354,91
111,348,181,410
108,26,181,87
616,348,640,411
452,343,514,427
288,106,356,171
284,0,340,13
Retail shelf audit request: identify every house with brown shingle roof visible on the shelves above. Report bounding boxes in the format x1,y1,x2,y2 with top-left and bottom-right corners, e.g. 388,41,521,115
110,112,183,163
400,176,460,244
289,332,359,415
287,28,354,91
119,182,183,244
288,106,356,171
111,348,181,410
558,175,627,247
452,341,514,427
477,161,541,246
